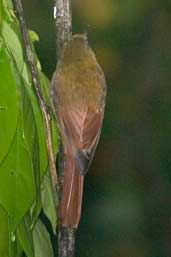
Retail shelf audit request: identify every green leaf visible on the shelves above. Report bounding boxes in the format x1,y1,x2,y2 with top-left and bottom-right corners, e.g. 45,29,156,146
22,80,48,177
29,30,39,42
2,21,24,73
33,220,54,257
0,53,37,230
17,214,34,257
0,110,36,231
0,47,19,166
41,171,57,234
20,77,41,187
0,205,10,257
10,57,42,229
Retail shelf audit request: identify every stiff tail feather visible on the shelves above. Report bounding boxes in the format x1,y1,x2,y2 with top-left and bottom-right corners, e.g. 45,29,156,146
58,154,84,228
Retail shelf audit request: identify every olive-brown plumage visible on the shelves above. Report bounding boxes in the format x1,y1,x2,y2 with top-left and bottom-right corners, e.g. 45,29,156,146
51,34,106,228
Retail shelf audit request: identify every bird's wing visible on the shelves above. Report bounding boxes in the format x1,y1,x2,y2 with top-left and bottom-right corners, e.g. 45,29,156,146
59,107,104,175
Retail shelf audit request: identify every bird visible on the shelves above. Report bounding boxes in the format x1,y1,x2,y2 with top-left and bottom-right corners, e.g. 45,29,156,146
51,34,106,228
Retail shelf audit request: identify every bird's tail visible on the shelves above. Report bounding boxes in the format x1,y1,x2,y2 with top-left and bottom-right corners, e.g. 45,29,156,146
58,153,84,228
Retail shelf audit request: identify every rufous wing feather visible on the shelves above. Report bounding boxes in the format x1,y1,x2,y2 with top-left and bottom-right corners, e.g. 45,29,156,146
59,107,104,175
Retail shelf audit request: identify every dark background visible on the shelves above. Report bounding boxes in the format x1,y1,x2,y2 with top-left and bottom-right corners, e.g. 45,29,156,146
23,0,171,256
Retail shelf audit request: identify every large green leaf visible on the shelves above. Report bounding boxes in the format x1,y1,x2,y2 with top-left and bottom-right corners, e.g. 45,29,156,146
0,111,36,231
41,171,57,234
0,47,19,166
0,205,10,257
33,220,54,257
2,21,24,73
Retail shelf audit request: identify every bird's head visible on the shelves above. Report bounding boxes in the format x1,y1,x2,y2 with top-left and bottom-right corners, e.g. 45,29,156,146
62,34,90,63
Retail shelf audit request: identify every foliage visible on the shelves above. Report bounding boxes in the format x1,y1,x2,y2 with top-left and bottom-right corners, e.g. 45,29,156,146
0,1,58,256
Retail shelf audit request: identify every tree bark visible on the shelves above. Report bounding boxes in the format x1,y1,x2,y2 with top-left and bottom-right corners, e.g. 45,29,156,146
53,1,75,257
54,0,72,59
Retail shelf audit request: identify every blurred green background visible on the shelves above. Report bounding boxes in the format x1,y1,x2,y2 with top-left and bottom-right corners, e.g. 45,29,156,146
23,0,171,256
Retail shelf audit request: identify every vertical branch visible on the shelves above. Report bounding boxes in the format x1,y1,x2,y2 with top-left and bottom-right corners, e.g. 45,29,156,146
54,1,75,257
54,0,72,59
13,0,58,196
58,227,75,257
